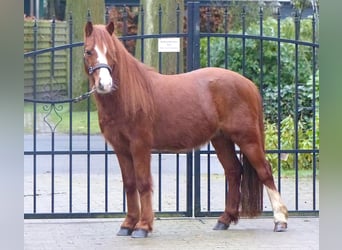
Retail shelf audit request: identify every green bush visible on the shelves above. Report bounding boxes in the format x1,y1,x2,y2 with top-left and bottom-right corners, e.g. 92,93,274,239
265,114,319,172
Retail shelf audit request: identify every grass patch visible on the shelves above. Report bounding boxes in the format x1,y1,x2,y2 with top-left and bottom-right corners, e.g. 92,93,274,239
274,168,319,179
24,103,101,134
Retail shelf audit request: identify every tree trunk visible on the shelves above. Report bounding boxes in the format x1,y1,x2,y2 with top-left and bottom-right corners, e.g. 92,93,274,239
65,0,105,111
137,0,184,74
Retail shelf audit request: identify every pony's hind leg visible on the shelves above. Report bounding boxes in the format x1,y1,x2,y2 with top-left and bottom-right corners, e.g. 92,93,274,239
238,141,288,232
211,135,243,230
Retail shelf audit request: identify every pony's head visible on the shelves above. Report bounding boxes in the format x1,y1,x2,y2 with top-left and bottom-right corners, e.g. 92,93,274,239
83,21,155,119
83,21,117,94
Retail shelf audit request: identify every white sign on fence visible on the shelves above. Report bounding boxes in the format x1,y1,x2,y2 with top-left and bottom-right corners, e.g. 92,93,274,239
158,38,180,52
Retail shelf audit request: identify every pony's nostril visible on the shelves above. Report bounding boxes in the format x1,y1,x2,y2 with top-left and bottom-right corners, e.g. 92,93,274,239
98,82,104,90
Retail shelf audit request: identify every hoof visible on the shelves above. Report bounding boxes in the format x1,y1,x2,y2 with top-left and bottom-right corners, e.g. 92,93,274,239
213,221,230,230
117,227,133,236
131,229,149,238
274,222,287,232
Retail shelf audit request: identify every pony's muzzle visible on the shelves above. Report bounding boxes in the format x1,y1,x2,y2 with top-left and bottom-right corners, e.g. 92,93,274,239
96,84,111,93
96,77,113,94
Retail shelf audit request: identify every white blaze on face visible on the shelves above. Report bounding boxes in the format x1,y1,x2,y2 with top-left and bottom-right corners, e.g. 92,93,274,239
94,45,113,93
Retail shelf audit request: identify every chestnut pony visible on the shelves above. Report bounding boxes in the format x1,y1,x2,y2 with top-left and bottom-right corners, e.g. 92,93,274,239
83,21,288,238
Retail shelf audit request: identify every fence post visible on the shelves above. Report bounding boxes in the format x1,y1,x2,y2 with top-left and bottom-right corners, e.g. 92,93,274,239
186,1,200,72
186,1,200,217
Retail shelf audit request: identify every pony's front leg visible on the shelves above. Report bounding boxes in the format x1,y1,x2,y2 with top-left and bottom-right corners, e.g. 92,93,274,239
116,152,140,236
130,143,154,238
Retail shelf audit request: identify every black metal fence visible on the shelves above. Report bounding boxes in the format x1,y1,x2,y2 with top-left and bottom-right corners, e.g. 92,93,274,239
24,1,319,219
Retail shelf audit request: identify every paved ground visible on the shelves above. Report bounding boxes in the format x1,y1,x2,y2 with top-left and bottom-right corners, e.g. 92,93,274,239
24,216,319,250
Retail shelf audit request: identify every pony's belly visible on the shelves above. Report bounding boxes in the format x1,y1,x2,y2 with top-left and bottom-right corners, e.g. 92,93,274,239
152,84,220,152
152,126,218,152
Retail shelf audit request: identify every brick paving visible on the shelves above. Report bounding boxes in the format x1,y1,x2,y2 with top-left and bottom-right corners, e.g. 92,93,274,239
24,216,319,250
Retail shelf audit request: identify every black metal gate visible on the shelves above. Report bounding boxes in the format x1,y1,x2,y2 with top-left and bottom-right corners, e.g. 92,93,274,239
24,1,319,219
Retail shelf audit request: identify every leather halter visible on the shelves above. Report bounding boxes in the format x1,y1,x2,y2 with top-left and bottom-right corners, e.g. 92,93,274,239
87,62,119,91
88,63,112,75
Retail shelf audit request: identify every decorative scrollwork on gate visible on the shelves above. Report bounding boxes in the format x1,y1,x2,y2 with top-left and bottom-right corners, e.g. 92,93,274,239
40,78,66,133
42,103,64,133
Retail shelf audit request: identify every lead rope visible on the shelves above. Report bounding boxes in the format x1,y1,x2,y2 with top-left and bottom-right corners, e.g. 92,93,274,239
24,86,96,104
72,87,96,103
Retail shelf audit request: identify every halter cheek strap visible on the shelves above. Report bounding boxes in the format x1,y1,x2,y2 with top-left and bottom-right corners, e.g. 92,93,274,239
88,63,112,75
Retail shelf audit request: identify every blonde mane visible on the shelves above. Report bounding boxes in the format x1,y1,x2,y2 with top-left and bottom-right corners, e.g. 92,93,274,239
92,24,155,119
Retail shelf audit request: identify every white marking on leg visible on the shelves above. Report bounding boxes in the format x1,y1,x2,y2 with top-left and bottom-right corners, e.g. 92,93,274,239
94,45,113,93
266,187,288,223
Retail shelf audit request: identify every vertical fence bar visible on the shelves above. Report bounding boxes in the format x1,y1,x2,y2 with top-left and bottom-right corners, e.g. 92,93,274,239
87,96,91,213
123,180,126,212
176,154,180,211
122,7,127,211
276,7,282,192
259,6,264,97
158,4,162,73
311,13,317,211
206,7,211,67
194,3,200,213
187,2,200,71
104,142,109,212
86,10,91,213
122,6,127,45
157,4,163,211
51,120,55,213
50,18,56,213
241,6,246,76
186,5,195,218
158,153,162,211
186,3,193,71
207,144,211,212
140,5,145,62
224,0,229,201
104,6,110,214
194,148,201,216
51,17,56,78
224,6,228,69
176,3,180,74
68,12,73,213
121,2,127,209
186,151,193,217
186,1,200,216
105,7,109,24
33,19,38,213
187,1,200,217
294,10,300,210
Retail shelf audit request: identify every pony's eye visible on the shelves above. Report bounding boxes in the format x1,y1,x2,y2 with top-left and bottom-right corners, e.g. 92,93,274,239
84,50,92,56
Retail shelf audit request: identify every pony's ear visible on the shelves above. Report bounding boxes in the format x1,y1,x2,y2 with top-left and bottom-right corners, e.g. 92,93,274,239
106,22,115,35
85,21,93,37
